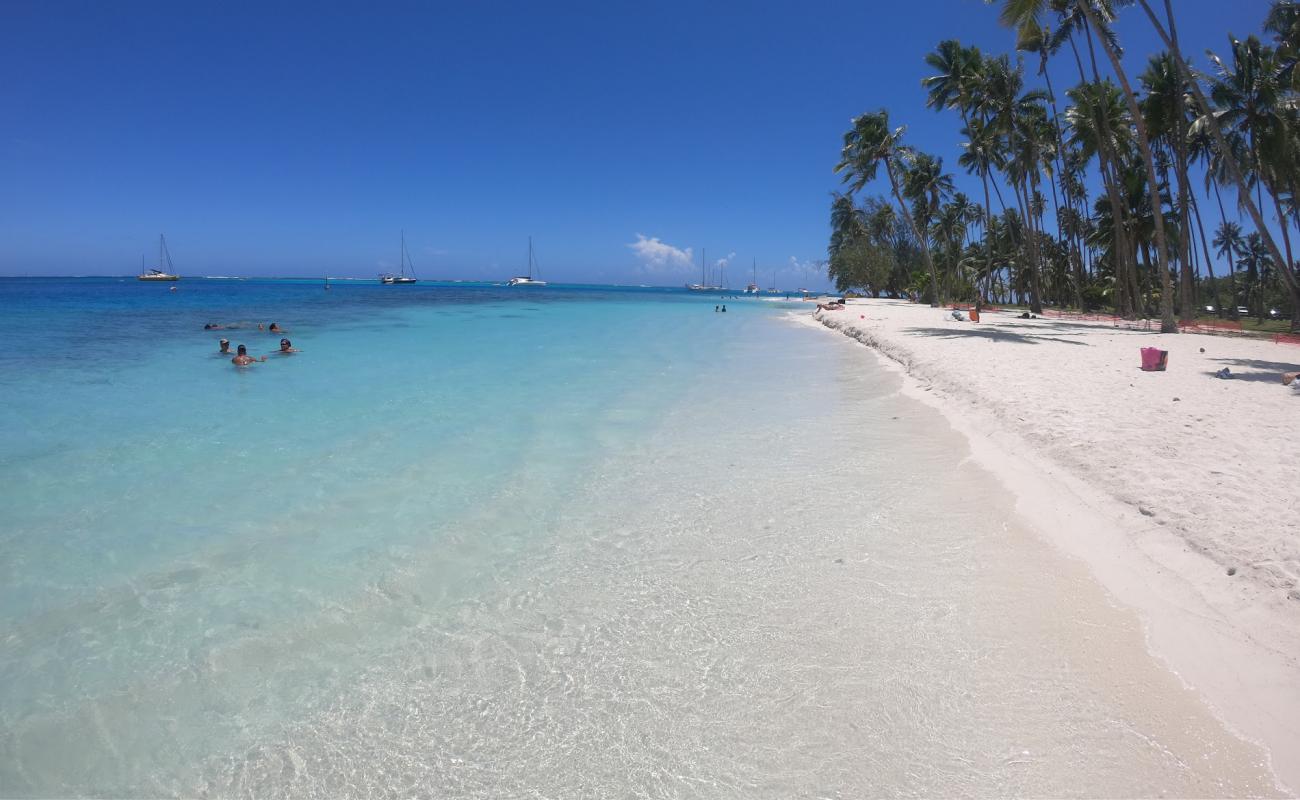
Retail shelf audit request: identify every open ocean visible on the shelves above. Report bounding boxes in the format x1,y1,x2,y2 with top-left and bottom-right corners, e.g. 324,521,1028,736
0,278,1276,797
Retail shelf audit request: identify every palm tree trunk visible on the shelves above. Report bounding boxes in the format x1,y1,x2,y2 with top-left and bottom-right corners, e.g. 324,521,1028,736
1172,142,1196,323
1077,0,1177,332
1012,178,1043,313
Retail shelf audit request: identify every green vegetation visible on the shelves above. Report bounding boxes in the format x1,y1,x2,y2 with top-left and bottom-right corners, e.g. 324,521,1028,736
827,1,1300,333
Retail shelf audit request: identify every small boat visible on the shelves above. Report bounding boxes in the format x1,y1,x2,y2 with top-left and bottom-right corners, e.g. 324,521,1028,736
745,258,759,293
380,231,419,284
507,237,547,286
138,235,180,281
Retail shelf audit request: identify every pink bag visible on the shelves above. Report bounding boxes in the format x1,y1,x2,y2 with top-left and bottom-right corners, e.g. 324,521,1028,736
1140,347,1168,371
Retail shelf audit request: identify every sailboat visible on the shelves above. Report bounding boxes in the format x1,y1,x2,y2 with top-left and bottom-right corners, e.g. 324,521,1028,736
507,237,547,286
745,257,759,294
686,248,714,291
138,234,180,281
380,231,419,284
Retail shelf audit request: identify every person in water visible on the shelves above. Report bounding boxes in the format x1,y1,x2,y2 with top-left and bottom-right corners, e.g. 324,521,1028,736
231,344,266,366
268,322,283,333
276,338,299,354
721,305,727,312
204,323,224,330
218,338,231,354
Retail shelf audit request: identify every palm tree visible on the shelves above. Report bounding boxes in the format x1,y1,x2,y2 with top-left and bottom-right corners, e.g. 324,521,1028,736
1213,221,1244,316
836,110,943,305
925,40,996,306
829,192,866,260
997,0,1179,331
1236,231,1275,322
1204,33,1300,329
1136,0,1295,328
1141,51,1197,323
905,152,956,304
958,116,1006,308
983,54,1050,312
1066,78,1139,317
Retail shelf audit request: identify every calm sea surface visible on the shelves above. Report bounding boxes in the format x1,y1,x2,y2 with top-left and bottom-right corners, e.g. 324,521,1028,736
0,278,1277,796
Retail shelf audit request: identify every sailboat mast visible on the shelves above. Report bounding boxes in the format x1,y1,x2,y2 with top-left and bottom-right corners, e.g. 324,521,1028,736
158,235,164,271
528,236,533,279
702,248,706,287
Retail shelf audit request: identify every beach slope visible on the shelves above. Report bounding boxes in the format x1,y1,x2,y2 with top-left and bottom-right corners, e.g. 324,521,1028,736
802,298,1300,790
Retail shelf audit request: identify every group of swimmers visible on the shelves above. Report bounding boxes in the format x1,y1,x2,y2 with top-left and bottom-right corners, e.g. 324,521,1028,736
205,322,299,366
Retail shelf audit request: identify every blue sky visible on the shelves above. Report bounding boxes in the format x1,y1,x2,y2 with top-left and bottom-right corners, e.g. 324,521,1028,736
0,0,1273,284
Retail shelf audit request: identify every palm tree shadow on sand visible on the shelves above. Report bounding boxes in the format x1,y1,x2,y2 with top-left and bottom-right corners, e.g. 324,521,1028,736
1203,356,1300,383
902,326,1092,345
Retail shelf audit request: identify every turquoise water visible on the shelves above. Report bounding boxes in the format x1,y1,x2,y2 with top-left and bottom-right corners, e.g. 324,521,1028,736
0,279,784,792
0,279,1277,796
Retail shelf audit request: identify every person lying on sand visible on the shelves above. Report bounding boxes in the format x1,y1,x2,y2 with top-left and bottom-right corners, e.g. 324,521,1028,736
815,301,844,312
231,344,267,366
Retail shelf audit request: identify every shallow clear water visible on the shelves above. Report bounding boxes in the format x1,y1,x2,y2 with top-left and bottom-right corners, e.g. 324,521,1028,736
0,279,1277,796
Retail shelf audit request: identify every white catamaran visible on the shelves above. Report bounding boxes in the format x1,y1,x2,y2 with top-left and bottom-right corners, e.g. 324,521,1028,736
138,234,180,281
380,231,418,284
507,237,547,286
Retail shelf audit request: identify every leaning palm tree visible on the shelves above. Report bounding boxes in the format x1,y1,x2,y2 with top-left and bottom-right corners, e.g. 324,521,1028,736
835,110,943,305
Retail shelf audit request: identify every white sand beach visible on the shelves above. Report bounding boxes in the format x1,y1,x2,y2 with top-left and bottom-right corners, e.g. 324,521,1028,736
801,298,1300,790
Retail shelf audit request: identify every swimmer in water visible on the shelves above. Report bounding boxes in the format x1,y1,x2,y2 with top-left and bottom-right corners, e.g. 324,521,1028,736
218,338,231,354
268,322,283,333
276,338,299,354
231,344,266,366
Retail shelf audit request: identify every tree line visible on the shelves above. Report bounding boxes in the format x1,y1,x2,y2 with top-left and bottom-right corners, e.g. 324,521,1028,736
828,0,1300,333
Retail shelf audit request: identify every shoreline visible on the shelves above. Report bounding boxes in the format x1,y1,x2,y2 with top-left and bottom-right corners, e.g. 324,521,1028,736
795,298,1300,793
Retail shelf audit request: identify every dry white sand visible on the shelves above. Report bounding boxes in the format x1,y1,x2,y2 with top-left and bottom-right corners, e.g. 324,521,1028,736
798,297,1300,791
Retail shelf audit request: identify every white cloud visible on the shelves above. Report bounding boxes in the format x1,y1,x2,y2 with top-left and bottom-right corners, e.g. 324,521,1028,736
628,234,694,273
715,251,737,269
